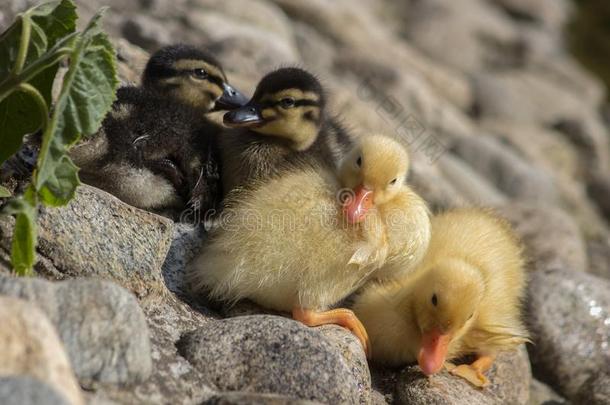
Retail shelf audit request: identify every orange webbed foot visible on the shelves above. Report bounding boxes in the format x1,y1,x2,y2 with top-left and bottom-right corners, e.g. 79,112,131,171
446,354,495,388
292,307,372,359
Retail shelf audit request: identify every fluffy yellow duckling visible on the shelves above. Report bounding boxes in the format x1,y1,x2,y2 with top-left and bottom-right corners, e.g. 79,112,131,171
352,208,529,386
188,135,431,356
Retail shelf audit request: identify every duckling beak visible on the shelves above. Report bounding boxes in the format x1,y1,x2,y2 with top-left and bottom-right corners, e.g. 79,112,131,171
213,83,249,111
223,104,265,127
343,184,374,224
418,329,451,376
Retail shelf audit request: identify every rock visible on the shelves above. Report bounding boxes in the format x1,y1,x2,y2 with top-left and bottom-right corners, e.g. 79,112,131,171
436,153,507,206
497,202,588,273
395,347,531,405
528,378,566,405
0,276,152,387
587,234,610,279
0,376,71,405
203,392,321,404
161,223,206,296
575,373,610,405
1,184,173,299
451,135,559,204
0,296,83,405
587,169,610,220
121,14,173,51
526,268,610,400
114,38,149,85
487,0,572,30
402,0,520,72
177,315,369,404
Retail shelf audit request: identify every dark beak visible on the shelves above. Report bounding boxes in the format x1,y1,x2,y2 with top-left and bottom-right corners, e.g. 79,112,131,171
213,83,249,111
223,104,265,127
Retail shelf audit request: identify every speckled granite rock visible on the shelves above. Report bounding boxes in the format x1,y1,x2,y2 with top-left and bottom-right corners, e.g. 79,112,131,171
33,184,173,298
0,276,152,387
203,392,321,405
497,203,588,273
526,268,610,401
0,296,83,405
0,376,71,405
395,347,531,405
177,315,370,404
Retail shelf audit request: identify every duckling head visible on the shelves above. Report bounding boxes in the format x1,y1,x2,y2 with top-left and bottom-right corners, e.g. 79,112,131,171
339,135,409,224
142,44,248,112
408,259,484,375
223,67,325,151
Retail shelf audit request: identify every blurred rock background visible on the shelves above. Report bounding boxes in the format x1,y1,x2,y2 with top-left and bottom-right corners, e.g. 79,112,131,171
0,0,609,404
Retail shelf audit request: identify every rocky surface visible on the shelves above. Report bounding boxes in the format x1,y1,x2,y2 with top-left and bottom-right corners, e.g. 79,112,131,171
0,296,83,405
0,276,152,387
526,268,610,403
1,0,610,404
177,315,369,404
394,347,531,405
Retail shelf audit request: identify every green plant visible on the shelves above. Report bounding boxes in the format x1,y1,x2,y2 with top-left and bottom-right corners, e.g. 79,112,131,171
0,0,118,275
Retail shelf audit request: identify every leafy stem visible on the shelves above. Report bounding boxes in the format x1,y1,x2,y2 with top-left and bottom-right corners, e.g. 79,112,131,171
12,14,31,75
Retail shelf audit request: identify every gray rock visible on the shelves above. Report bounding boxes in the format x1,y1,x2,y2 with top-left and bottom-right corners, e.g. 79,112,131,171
162,223,206,296
0,276,152,387
526,268,610,400
0,184,173,298
497,203,588,273
587,234,610,279
86,292,217,404
528,378,566,405
487,0,572,30
0,296,84,405
0,376,70,405
395,347,531,405
121,14,172,51
177,315,370,404
401,0,520,72
202,392,321,405
451,135,559,204
575,373,610,405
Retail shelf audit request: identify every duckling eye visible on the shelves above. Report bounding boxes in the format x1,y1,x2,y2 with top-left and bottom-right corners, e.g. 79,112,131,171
389,178,397,185
468,312,474,320
192,68,208,79
279,97,296,109
431,294,438,307
356,156,362,167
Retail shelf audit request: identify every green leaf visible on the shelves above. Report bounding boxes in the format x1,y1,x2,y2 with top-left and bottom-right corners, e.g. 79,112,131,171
3,186,38,276
0,65,56,164
0,186,11,197
0,0,77,166
0,0,77,77
35,7,118,205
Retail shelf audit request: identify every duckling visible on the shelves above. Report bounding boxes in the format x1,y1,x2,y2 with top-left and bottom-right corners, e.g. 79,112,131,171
352,208,529,387
70,44,248,215
188,135,431,356
219,67,353,194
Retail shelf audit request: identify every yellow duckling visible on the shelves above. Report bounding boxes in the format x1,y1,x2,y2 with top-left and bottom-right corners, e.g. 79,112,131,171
188,135,431,356
352,208,529,386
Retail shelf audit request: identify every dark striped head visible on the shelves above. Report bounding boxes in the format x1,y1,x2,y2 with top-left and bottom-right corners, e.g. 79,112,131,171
142,44,247,112
223,68,325,151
